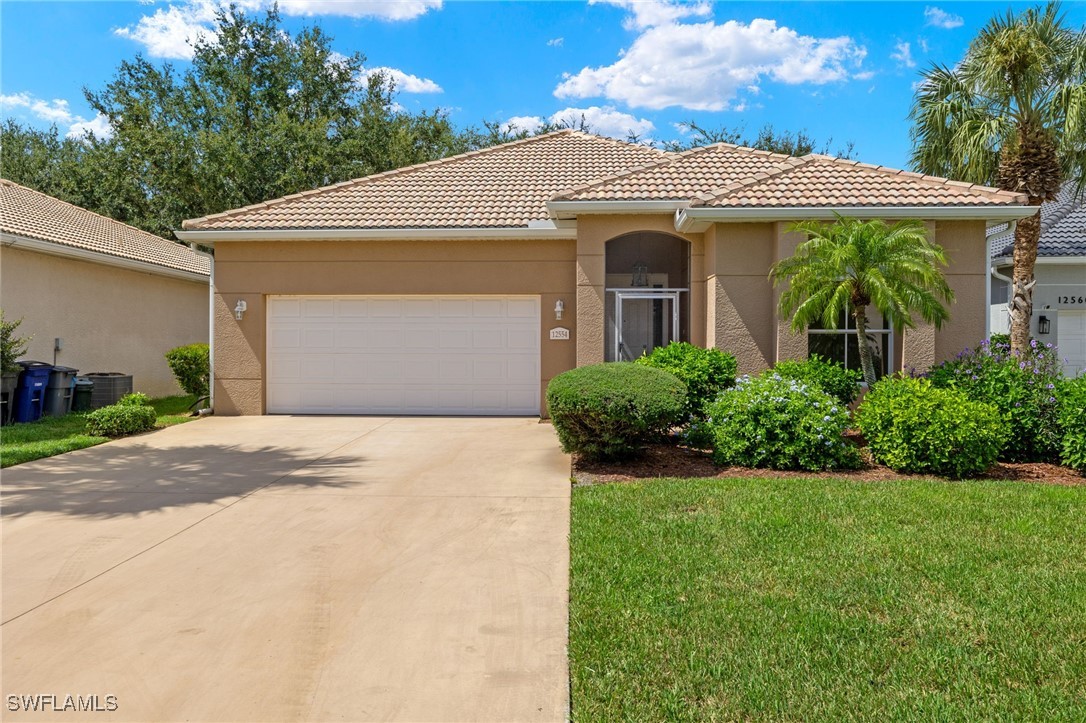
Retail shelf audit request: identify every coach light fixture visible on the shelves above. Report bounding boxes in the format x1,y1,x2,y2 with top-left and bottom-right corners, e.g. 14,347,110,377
1038,315,1051,335
631,261,649,287
234,299,247,321
554,299,565,321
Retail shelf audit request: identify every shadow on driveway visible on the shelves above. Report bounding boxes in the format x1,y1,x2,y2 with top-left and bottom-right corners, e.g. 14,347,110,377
0,443,363,519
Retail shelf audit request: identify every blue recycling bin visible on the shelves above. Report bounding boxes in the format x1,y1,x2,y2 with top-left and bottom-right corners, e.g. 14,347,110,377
14,361,53,423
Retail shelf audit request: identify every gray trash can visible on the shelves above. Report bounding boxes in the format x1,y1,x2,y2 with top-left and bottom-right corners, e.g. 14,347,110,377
45,366,79,417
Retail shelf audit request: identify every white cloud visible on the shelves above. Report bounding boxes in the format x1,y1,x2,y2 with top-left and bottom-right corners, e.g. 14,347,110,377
591,0,711,31
891,40,916,68
360,67,442,94
0,92,76,124
501,115,544,134
547,37,564,47
2,92,113,140
278,0,441,20
550,105,655,139
924,6,964,29
555,18,867,111
66,113,113,140
116,0,440,60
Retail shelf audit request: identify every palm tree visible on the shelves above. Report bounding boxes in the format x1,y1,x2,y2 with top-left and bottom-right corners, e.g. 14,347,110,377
771,216,954,386
910,2,1086,354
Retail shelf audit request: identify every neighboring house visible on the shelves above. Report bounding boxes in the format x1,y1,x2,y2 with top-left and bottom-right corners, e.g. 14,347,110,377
0,180,210,397
177,130,1032,417
989,183,1086,377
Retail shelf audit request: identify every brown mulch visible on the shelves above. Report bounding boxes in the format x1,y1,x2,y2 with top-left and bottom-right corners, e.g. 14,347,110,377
573,442,1085,487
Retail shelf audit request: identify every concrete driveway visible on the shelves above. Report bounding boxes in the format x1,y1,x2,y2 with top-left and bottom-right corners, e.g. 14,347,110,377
1,416,571,722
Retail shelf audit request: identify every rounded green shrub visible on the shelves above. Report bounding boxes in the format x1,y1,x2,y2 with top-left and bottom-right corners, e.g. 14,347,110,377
705,372,860,471
86,402,157,438
635,342,737,418
857,376,1004,479
117,392,152,407
1057,375,1086,473
773,355,862,406
165,343,210,398
546,362,687,461
927,338,1062,462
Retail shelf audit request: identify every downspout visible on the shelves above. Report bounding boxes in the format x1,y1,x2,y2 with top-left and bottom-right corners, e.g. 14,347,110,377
189,243,215,413
988,220,1017,339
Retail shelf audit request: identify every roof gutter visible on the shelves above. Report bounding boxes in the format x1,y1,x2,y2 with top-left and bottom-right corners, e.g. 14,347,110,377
547,200,690,219
675,205,1037,233
1,232,210,282
174,225,578,244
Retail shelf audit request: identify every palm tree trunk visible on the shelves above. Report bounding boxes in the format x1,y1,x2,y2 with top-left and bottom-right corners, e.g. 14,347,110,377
1009,206,1041,354
853,308,878,387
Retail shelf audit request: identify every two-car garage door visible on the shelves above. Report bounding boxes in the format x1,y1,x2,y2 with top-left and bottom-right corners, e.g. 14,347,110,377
266,296,540,415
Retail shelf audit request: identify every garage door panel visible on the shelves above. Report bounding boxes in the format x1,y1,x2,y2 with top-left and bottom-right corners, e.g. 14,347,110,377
1059,310,1086,377
267,296,540,415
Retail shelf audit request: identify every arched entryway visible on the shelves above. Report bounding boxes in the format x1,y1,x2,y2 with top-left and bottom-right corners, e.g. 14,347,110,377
604,232,691,361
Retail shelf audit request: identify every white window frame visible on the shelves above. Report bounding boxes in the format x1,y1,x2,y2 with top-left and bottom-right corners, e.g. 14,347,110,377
807,314,894,377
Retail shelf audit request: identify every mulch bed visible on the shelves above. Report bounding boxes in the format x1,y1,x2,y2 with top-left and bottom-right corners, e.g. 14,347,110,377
572,442,1085,487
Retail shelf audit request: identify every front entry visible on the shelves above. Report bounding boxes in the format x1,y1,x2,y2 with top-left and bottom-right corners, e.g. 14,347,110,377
610,289,681,361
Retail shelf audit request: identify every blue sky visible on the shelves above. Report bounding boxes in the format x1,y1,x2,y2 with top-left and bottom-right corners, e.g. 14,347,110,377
2,1,1084,168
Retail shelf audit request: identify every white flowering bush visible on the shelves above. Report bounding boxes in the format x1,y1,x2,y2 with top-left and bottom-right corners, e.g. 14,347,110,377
705,373,861,471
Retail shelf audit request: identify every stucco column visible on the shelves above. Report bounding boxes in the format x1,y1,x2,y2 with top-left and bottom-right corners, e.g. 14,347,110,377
689,235,706,348
774,222,808,363
576,235,606,366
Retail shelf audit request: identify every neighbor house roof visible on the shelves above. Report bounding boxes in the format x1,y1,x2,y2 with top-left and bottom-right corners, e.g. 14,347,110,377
183,131,666,231
0,179,210,277
991,182,1086,258
180,130,1027,235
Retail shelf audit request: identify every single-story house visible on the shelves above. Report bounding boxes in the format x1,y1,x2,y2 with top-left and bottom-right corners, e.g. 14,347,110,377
0,179,210,398
990,183,1086,377
177,130,1033,416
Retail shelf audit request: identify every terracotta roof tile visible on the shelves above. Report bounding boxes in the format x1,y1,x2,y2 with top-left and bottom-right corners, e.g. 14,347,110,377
0,179,210,276
183,130,666,231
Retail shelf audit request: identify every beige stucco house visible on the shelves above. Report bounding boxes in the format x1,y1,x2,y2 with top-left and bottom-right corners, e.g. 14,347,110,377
177,131,1032,416
0,180,210,398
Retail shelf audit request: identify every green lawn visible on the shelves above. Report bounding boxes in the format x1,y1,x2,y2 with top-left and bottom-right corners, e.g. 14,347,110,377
0,395,199,468
571,478,1086,722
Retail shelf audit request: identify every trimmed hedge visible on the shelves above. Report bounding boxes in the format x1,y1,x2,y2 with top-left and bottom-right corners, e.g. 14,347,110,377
773,355,862,406
86,395,157,438
1058,375,1086,473
635,342,737,418
165,343,210,398
546,363,687,461
705,372,860,471
857,376,1004,479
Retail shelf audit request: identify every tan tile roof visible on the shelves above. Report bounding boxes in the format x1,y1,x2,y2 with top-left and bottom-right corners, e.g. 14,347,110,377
693,155,1026,208
183,130,667,231
0,179,210,276
553,143,792,201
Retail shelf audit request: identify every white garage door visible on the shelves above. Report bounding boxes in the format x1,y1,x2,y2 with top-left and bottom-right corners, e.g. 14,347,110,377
1058,309,1086,377
266,296,540,415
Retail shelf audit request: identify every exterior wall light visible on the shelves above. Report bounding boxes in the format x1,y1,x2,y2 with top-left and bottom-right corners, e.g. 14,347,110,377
234,299,247,321
1038,315,1051,335
554,300,565,320
631,262,649,287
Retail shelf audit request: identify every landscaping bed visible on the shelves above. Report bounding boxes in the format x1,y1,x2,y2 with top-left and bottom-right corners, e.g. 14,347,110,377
570,477,1086,721
573,442,1086,487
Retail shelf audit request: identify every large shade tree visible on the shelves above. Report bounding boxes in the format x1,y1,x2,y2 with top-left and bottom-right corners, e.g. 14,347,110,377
910,2,1086,354
771,216,954,386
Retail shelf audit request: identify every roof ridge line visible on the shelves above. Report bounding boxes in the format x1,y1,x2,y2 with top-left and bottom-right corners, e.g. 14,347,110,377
0,177,188,248
181,130,584,229
692,156,813,206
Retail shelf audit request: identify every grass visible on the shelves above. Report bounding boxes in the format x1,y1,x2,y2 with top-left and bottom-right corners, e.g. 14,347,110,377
1,394,199,468
570,478,1086,722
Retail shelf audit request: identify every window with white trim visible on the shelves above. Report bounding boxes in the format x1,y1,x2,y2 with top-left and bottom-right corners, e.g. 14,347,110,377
807,311,892,379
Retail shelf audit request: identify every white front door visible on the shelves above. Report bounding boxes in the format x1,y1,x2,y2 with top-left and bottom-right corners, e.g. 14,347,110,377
1057,309,1086,377
266,296,540,415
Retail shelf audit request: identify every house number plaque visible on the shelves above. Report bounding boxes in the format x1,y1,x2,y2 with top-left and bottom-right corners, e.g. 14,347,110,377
550,327,570,340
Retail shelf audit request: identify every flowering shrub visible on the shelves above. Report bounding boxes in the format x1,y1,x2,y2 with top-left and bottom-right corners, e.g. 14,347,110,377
705,373,860,471
927,337,1063,462
1057,375,1086,473
635,342,737,418
857,376,1004,479
773,355,862,406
